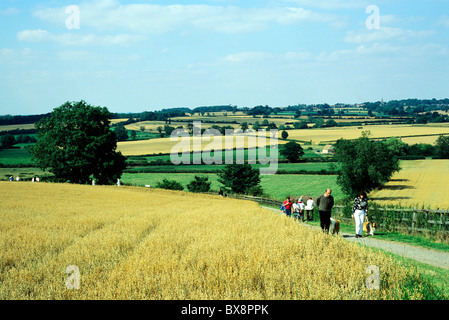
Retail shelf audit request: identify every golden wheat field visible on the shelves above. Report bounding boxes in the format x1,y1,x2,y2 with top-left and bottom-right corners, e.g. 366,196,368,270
117,124,449,155
0,182,437,300
0,123,35,132
124,120,187,132
117,133,284,156
125,120,242,133
369,160,449,210
286,124,449,145
171,113,289,126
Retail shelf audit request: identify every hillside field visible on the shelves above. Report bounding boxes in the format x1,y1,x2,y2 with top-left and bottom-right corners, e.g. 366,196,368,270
117,132,284,156
116,123,449,156
0,182,441,300
285,124,449,145
121,172,342,202
369,160,449,210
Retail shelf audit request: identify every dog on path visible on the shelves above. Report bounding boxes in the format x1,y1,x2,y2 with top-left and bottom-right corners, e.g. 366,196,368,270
330,217,340,235
363,221,377,236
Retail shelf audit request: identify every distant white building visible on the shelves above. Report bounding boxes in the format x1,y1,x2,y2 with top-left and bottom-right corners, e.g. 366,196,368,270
322,145,335,154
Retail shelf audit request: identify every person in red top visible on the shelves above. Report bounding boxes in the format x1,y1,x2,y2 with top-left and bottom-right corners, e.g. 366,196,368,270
283,197,293,217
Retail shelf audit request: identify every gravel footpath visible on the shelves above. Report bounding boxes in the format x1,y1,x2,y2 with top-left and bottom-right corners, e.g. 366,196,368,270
261,206,449,270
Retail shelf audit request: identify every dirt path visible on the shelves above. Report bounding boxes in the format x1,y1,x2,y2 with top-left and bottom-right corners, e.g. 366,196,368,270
261,206,449,270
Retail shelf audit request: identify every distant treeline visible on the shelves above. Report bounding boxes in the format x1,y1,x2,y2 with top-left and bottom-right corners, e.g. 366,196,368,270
364,98,449,118
110,109,188,122
0,113,50,126
110,105,239,123
2,99,449,126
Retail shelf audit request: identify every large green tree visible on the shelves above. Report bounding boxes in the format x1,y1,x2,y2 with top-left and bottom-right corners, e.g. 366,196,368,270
31,100,126,184
0,134,16,149
280,141,304,163
114,125,129,141
383,137,408,157
334,135,400,196
435,135,449,159
217,163,261,194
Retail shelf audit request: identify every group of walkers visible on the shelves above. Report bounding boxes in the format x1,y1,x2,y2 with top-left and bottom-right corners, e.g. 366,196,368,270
92,178,121,186
281,188,370,237
280,195,316,222
8,175,40,182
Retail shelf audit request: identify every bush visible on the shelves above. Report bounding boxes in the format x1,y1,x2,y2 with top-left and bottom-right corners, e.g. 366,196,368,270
186,175,211,193
155,178,184,191
0,134,16,149
280,141,304,163
217,164,261,194
435,135,449,159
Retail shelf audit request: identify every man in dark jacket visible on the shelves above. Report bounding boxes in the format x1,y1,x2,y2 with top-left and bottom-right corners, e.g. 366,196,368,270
316,188,334,233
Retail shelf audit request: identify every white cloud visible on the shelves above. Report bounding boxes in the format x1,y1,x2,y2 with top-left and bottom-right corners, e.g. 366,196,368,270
380,15,402,26
0,47,37,67
17,29,51,42
223,50,319,65
224,52,273,63
354,43,400,55
32,1,339,35
282,0,370,10
17,29,145,46
345,27,434,44
282,51,314,61
219,39,446,71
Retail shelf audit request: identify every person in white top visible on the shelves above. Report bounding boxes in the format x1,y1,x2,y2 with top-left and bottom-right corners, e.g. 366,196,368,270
297,199,306,222
304,197,316,221
292,201,299,219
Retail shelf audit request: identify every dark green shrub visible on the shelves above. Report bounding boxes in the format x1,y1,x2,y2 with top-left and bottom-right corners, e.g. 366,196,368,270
155,178,184,191
186,175,211,193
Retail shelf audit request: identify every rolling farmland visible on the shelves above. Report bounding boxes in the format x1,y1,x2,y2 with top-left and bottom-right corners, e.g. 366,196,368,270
116,123,449,156
120,172,342,202
285,124,449,145
117,133,284,156
369,160,449,210
0,182,438,299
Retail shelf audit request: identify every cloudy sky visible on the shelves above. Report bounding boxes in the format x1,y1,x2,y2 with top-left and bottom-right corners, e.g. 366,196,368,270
1,0,449,115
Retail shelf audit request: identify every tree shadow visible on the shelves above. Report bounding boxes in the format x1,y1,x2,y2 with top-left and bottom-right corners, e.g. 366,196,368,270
370,196,412,201
389,179,410,182
377,185,415,191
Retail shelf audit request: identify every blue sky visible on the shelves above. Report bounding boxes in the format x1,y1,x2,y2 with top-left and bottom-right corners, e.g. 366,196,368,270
1,0,449,115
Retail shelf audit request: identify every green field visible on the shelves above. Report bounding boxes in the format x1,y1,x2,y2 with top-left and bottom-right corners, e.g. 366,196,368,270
1,118,447,208
0,148,33,165
0,142,340,201
126,161,338,174
259,174,341,201
121,172,341,202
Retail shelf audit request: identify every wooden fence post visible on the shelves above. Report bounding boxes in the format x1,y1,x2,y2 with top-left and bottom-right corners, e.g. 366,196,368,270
412,211,417,231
